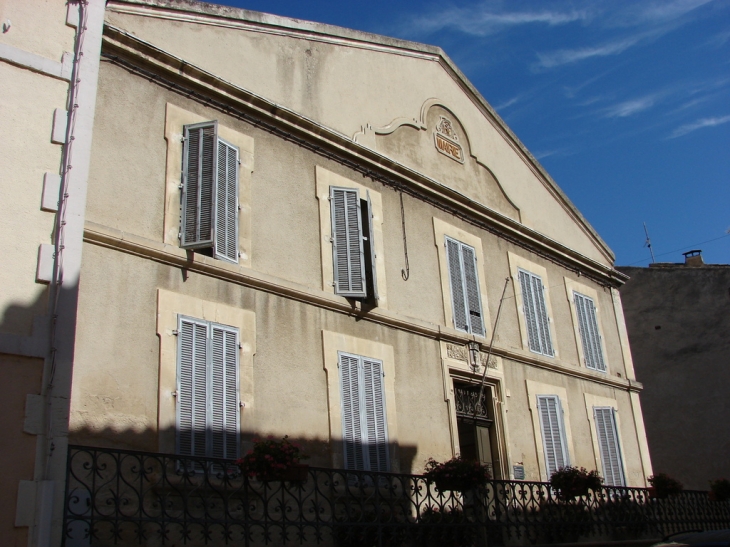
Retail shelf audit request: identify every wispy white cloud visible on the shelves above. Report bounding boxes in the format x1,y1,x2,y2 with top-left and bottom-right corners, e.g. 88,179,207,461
536,36,641,68
603,95,657,117
406,3,590,36
669,114,730,138
705,29,730,47
633,0,714,24
493,95,520,111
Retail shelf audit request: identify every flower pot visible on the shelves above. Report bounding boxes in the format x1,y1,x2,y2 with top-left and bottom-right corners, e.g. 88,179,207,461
647,487,657,499
435,478,470,493
280,463,309,483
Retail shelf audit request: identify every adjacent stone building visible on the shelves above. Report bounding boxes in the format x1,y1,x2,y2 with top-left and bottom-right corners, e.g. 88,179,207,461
618,252,730,490
2,0,654,543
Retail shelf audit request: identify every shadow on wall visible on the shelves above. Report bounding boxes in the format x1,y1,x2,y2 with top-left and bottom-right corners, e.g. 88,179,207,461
0,285,50,337
68,425,421,474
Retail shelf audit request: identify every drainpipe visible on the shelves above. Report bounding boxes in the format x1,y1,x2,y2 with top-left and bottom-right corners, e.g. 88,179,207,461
31,1,105,545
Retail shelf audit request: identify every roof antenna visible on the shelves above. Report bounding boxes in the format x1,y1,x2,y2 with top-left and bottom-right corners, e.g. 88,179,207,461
643,222,656,264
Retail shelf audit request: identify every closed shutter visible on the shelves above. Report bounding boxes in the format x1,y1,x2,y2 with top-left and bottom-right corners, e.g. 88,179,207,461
177,316,209,457
362,358,389,472
461,244,485,337
446,237,469,332
214,139,239,263
340,353,364,470
181,122,217,249
365,191,379,303
594,407,625,486
210,324,240,460
331,187,367,298
519,269,554,356
574,292,606,371
537,395,569,478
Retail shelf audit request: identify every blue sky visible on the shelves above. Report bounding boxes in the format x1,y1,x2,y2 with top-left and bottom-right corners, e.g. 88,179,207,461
217,0,729,266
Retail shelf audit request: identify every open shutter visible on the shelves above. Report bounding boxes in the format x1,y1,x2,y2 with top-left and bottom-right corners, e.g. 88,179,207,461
331,187,367,298
461,244,485,336
181,121,218,249
177,316,209,457
446,237,469,332
537,395,568,478
362,358,389,472
365,191,379,303
574,293,606,371
594,407,625,486
214,139,239,263
210,324,240,460
340,353,365,470
532,275,554,356
519,270,541,352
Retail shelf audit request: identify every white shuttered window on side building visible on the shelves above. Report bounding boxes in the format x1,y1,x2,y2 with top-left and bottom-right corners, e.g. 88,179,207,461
330,187,378,302
518,269,554,356
177,315,240,460
180,121,240,263
537,395,569,478
445,236,485,336
339,352,389,472
573,292,606,372
594,407,625,486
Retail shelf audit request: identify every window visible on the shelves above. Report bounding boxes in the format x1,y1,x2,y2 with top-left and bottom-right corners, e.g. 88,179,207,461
330,186,378,301
536,395,569,477
445,236,485,336
573,292,606,372
180,121,240,263
518,269,554,356
593,406,625,486
176,315,240,459
339,351,389,472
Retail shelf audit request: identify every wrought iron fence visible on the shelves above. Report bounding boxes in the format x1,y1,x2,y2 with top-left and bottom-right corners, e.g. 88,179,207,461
64,445,730,546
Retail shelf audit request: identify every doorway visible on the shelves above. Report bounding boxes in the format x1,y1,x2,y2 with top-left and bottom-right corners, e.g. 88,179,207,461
454,382,502,479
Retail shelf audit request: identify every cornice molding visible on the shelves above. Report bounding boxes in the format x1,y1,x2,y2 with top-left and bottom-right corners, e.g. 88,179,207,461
83,220,640,393
100,26,627,288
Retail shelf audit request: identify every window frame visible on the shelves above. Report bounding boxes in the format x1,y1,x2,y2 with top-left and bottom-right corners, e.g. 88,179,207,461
518,268,555,357
445,236,486,336
536,394,570,478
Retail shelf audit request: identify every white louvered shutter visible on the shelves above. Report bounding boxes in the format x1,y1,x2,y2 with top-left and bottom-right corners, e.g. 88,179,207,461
365,191,379,303
340,353,365,470
537,395,569,478
446,237,469,333
594,407,625,486
519,270,554,356
362,358,389,472
177,316,209,457
181,122,218,249
461,244,485,337
214,139,239,263
574,293,606,371
331,187,367,298
210,324,240,460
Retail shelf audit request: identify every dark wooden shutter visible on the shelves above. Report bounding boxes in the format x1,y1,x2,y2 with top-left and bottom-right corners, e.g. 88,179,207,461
214,139,239,263
177,316,209,457
339,353,364,470
181,122,217,249
594,407,625,486
362,358,389,472
210,323,240,460
537,395,568,477
446,237,469,332
574,292,606,371
461,244,485,336
330,187,367,298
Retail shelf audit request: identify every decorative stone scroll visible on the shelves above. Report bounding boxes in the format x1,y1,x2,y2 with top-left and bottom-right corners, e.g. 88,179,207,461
433,116,464,163
445,343,498,369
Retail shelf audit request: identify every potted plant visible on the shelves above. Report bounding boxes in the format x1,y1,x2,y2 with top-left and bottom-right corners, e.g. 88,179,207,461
423,456,490,493
549,466,602,500
647,473,683,499
237,435,309,482
709,479,730,502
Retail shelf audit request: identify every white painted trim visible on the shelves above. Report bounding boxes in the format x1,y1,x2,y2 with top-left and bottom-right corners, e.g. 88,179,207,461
0,42,71,81
42,173,61,212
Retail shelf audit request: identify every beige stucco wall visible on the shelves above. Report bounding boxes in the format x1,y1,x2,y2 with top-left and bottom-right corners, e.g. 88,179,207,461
104,3,611,266
72,51,648,486
0,0,74,60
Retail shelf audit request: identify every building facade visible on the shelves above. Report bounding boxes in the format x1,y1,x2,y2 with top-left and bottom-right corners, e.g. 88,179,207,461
619,253,730,490
2,0,654,544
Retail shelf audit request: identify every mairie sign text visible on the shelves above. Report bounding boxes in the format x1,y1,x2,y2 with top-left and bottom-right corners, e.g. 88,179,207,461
434,133,464,163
